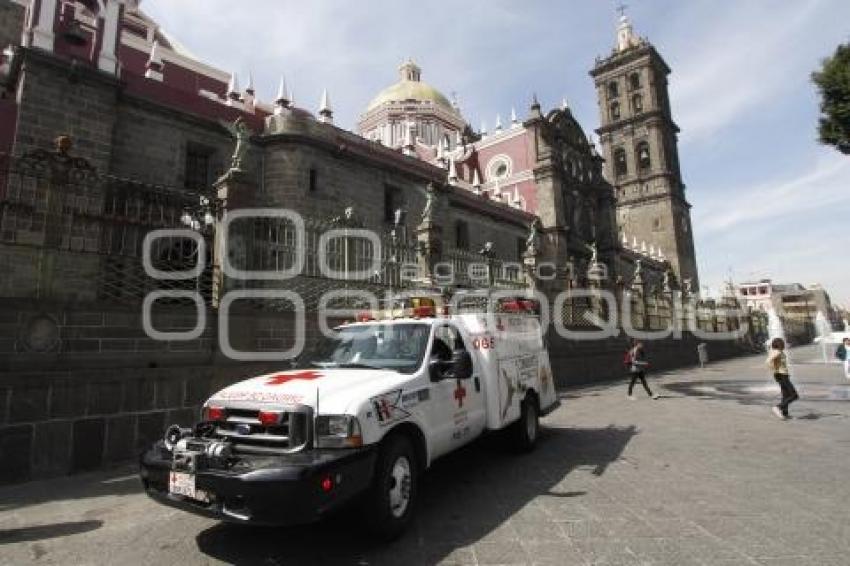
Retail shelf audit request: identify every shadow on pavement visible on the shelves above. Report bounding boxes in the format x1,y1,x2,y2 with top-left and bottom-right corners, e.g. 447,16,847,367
0,466,140,512
0,520,103,544
664,379,850,407
195,424,637,566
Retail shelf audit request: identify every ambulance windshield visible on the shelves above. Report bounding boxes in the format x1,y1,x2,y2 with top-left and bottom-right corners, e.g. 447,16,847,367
308,323,431,374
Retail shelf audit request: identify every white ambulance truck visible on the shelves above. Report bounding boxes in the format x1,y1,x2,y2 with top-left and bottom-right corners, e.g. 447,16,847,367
140,294,559,539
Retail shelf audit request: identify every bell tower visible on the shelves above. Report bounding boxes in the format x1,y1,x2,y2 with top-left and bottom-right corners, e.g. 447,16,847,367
590,12,699,290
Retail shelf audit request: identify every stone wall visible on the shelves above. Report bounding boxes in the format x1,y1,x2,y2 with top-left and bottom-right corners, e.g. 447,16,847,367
13,50,119,171
0,293,767,484
0,0,24,53
110,96,236,187
547,330,753,388
0,298,346,483
0,362,273,483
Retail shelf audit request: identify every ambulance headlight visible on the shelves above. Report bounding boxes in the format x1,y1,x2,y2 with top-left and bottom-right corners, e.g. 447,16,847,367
315,415,363,448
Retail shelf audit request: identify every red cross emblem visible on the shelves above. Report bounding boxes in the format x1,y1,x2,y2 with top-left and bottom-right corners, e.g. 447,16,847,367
266,370,323,386
454,381,467,408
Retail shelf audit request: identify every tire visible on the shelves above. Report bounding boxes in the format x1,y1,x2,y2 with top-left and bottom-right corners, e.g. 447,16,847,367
511,395,539,453
361,433,418,540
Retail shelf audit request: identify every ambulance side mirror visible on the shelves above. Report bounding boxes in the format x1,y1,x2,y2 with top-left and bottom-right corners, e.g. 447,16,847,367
451,350,473,380
428,359,446,382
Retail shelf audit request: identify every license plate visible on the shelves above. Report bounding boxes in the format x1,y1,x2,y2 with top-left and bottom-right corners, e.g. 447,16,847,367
168,471,209,502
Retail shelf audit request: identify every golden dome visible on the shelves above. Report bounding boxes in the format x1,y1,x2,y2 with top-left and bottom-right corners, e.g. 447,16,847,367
366,60,456,113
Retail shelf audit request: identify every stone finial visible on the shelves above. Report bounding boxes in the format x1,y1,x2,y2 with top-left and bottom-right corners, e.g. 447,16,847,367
480,121,488,138
640,241,647,253
495,114,503,131
275,76,290,112
621,232,628,246
616,8,640,52
318,89,333,124
227,72,240,100
144,40,163,81
632,236,638,249
245,70,255,95
447,158,458,184
528,93,543,120
561,97,570,110
511,107,518,126
472,169,482,194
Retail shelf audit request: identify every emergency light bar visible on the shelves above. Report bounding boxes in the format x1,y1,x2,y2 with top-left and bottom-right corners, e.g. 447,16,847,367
349,293,540,322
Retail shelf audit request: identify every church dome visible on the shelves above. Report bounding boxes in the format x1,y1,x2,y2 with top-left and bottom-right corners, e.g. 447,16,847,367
366,60,456,113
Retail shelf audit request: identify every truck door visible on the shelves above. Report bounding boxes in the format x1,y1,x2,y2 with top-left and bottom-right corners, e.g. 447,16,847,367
427,323,487,458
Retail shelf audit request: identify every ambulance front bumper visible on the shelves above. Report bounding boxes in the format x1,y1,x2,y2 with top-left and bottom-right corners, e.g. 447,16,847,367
139,441,377,526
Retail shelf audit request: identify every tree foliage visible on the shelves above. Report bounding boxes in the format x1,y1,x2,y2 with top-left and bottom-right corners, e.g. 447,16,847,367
812,42,850,155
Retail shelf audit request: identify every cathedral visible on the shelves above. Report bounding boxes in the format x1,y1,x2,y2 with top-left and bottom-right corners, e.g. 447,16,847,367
0,0,699,298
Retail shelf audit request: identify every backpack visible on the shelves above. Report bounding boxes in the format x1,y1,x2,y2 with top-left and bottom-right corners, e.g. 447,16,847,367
623,349,632,368
837,345,847,361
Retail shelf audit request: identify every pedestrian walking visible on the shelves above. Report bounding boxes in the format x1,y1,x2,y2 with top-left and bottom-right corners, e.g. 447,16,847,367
765,337,798,419
625,340,659,400
836,338,850,380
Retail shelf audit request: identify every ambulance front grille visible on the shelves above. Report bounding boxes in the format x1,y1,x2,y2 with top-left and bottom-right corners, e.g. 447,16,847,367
215,409,309,454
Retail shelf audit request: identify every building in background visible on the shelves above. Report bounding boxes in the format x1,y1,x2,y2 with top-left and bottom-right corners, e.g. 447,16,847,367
737,279,842,328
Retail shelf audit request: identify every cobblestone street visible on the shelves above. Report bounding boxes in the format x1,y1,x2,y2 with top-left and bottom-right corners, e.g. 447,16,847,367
2,345,849,566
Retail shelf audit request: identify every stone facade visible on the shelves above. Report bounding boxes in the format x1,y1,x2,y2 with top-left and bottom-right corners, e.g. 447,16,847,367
0,2,744,486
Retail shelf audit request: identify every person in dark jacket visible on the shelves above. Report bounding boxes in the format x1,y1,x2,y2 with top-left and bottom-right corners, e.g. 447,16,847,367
626,341,659,400
836,338,850,380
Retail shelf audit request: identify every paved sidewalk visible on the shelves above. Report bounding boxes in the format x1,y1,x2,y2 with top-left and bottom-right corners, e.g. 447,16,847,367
1,345,849,565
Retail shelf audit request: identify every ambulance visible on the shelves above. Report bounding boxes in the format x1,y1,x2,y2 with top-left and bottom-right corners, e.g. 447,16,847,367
140,292,559,539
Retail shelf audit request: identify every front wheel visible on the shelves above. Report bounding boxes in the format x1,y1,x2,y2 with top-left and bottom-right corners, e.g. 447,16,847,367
361,434,418,540
511,395,539,452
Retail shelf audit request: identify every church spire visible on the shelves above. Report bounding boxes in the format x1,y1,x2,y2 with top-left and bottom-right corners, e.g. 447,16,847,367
275,76,290,107
227,72,240,100
318,89,333,124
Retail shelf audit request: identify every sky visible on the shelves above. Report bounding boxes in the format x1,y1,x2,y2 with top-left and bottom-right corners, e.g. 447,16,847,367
144,0,850,307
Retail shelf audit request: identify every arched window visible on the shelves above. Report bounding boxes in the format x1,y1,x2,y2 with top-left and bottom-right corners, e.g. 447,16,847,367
632,93,643,113
636,142,651,171
629,72,641,90
614,148,627,177
607,81,619,99
610,101,620,121
455,220,469,250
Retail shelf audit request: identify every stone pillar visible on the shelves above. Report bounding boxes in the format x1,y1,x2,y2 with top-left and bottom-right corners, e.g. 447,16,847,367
97,0,123,75
523,249,539,293
415,220,442,287
27,0,57,51
212,170,257,307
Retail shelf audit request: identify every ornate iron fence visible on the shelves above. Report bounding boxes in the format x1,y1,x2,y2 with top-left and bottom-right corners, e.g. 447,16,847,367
0,149,214,304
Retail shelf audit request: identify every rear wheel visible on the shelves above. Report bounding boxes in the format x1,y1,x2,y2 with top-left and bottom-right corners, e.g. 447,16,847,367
511,395,539,452
361,434,418,540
